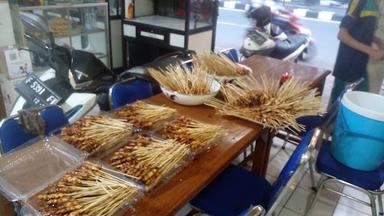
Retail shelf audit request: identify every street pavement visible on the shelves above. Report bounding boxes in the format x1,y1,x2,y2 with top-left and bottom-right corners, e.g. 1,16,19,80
215,7,341,70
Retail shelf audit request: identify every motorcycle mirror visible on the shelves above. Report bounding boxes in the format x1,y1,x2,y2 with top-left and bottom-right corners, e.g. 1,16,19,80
19,12,55,45
20,12,49,33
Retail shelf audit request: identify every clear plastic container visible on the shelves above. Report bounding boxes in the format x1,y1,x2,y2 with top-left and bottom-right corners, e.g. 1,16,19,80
25,160,143,216
101,134,192,192
56,114,136,157
0,136,87,202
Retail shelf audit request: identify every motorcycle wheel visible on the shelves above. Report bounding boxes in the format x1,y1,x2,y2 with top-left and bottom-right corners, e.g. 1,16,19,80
299,43,317,62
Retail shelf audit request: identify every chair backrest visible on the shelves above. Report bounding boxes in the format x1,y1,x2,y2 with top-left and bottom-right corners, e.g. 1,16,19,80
0,117,37,153
0,105,68,153
266,129,319,210
39,105,69,133
220,48,240,63
109,78,153,110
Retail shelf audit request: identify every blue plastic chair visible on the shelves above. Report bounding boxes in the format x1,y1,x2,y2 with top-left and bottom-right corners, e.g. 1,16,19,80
191,129,319,216
0,117,37,153
0,105,68,153
220,48,240,63
40,105,69,133
109,78,153,110
307,130,384,216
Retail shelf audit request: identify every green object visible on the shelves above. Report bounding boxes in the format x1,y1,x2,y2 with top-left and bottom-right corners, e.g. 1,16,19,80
330,74,369,104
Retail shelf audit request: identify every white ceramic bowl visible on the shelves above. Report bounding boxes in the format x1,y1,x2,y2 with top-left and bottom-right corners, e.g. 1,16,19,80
161,80,221,106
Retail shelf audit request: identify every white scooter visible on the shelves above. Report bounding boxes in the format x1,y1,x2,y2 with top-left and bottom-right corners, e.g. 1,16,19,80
240,5,310,62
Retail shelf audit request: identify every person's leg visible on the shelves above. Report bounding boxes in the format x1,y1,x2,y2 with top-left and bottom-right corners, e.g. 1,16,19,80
329,77,347,105
355,72,369,92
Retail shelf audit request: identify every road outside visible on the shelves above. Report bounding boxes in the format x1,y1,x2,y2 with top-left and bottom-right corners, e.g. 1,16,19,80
215,6,343,70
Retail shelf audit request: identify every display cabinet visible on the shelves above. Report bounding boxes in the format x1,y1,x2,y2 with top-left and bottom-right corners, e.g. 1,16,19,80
107,0,124,70
122,0,219,67
18,3,110,67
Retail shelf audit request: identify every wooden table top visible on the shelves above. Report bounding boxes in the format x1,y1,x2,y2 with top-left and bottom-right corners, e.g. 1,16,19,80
242,55,331,89
130,94,262,216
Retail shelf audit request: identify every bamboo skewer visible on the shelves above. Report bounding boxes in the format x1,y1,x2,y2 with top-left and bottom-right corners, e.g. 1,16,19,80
113,101,177,129
161,116,223,153
206,73,320,132
108,136,190,189
60,116,133,155
148,64,214,95
193,53,248,77
37,161,139,216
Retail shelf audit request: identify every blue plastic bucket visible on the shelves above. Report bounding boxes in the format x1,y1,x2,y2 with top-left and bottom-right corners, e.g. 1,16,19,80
331,91,384,171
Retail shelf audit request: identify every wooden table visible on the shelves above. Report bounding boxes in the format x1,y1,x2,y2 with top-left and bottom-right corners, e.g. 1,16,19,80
242,55,331,92
0,55,331,216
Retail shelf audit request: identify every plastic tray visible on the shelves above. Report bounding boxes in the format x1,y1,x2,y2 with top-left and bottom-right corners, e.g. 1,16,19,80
112,101,178,131
26,160,143,216
57,114,136,157
0,136,87,202
100,134,192,192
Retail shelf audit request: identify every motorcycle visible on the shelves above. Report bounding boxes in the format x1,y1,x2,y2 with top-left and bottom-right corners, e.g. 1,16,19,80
239,5,311,62
11,12,154,123
271,8,316,61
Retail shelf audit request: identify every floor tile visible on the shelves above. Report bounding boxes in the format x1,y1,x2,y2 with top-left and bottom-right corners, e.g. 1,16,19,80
309,200,335,216
285,187,313,215
337,187,372,214
279,207,302,216
333,203,370,216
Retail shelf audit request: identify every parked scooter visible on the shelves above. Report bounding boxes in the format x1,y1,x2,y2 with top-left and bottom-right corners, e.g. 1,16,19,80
11,12,152,123
240,5,310,62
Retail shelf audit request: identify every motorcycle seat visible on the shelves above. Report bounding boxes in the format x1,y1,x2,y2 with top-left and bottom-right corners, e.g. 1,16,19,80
271,34,308,59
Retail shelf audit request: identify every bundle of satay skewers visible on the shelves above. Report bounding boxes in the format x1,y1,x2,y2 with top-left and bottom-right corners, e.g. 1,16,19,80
108,136,190,190
36,161,140,216
206,73,320,132
113,101,177,130
148,63,215,95
193,53,249,77
60,115,133,155
160,116,222,154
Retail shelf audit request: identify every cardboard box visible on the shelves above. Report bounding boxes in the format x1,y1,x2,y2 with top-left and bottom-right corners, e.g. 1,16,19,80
0,74,26,116
0,47,32,79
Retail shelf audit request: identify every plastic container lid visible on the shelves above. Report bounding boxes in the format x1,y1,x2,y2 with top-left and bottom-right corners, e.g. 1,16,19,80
342,91,384,122
0,136,88,202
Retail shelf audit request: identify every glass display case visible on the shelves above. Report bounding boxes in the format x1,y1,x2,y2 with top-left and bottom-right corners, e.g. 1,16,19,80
17,3,110,67
122,0,218,67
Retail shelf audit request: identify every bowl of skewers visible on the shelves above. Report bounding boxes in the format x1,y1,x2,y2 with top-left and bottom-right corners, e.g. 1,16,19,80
149,64,221,106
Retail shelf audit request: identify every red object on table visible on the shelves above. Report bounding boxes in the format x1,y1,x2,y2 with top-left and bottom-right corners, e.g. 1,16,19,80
280,72,291,84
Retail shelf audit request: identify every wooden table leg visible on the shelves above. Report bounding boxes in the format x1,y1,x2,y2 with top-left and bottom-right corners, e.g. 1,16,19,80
251,129,274,176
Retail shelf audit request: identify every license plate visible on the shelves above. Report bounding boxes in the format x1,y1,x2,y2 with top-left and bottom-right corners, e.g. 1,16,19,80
15,74,62,107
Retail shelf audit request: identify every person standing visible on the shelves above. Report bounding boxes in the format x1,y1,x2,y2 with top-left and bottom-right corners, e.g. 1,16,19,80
330,0,384,103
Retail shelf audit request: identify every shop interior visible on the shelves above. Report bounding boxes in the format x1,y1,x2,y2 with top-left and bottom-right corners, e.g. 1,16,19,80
0,0,383,216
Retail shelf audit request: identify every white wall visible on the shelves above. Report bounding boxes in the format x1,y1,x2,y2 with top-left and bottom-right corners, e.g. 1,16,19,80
0,1,16,47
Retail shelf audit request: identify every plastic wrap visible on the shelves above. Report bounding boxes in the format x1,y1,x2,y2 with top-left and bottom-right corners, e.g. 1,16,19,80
26,161,143,216
101,134,192,192
0,136,87,202
57,114,135,157
112,100,177,131
157,116,223,156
